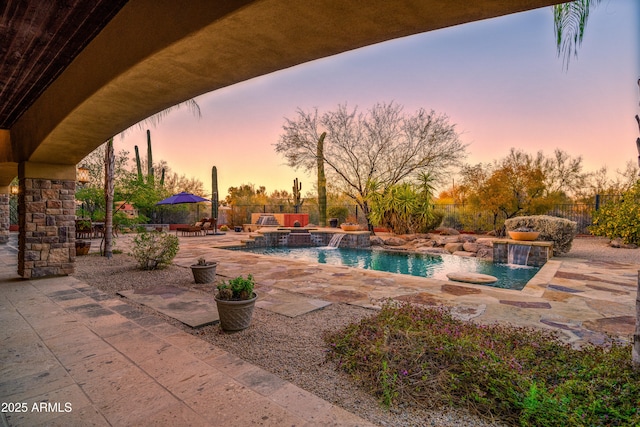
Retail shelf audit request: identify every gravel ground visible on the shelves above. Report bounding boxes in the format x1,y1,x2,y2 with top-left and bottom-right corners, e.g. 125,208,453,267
73,237,638,427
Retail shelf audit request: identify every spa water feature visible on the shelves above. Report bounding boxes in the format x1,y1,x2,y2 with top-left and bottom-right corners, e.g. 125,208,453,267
327,233,346,248
508,244,532,265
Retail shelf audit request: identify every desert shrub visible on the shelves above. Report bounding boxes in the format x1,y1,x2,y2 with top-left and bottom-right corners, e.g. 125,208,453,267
367,177,437,235
589,180,640,245
327,206,349,224
505,215,576,255
325,301,640,426
421,210,444,232
131,231,179,270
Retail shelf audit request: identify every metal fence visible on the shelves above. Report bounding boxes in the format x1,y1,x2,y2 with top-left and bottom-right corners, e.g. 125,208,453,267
228,200,613,235
435,203,598,234
8,195,619,234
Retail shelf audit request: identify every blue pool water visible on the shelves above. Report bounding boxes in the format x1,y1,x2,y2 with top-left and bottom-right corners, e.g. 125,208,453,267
233,246,539,290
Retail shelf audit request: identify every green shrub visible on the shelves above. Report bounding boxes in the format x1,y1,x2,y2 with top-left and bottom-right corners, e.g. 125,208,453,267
505,215,576,255
421,210,444,233
589,180,640,245
327,206,349,224
131,231,179,270
325,302,640,426
216,275,255,300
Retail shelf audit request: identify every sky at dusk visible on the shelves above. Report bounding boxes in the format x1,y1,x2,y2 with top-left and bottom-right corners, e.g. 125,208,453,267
115,0,639,198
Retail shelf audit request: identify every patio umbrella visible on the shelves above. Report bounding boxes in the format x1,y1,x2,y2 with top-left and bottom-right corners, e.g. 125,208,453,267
156,192,209,205
156,192,210,223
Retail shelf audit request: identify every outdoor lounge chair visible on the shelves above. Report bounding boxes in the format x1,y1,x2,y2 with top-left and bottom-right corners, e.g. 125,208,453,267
176,221,205,236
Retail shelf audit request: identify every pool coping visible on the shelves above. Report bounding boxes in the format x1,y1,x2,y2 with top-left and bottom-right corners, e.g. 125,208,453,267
219,243,551,294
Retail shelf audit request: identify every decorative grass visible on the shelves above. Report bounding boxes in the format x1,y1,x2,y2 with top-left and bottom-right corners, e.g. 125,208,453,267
324,301,640,426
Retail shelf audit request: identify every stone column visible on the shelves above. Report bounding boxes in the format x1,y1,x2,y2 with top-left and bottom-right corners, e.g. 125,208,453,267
18,162,76,278
0,187,9,244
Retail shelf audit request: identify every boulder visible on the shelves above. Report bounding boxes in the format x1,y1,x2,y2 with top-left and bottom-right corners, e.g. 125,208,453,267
462,242,479,253
610,238,638,249
447,272,498,284
435,236,461,246
438,227,460,236
453,251,476,257
417,240,436,248
444,242,464,253
476,247,493,259
416,247,447,254
384,237,406,246
476,238,495,247
459,234,477,243
370,236,385,246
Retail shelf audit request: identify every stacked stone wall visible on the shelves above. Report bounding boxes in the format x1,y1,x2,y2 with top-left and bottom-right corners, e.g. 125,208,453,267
18,178,76,278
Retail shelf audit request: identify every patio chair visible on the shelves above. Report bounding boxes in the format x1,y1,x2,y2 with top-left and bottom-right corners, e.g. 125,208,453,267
176,221,205,236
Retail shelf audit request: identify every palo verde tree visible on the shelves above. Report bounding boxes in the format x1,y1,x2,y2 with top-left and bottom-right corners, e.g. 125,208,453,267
459,149,552,234
276,102,466,230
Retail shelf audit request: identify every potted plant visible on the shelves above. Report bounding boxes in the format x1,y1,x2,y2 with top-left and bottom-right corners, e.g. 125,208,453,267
215,274,257,331
190,257,218,284
75,240,91,256
508,227,540,241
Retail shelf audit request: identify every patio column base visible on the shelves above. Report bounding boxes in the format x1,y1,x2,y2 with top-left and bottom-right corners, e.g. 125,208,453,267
18,162,76,278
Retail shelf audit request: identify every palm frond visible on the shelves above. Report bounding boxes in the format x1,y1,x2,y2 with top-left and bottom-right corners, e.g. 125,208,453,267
119,99,202,138
553,0,601,70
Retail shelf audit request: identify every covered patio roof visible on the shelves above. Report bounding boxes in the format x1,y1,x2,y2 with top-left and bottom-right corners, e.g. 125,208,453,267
0,0,561,186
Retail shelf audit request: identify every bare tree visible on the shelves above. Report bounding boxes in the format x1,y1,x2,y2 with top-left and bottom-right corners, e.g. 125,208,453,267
276,102,466,228
103,138,115,258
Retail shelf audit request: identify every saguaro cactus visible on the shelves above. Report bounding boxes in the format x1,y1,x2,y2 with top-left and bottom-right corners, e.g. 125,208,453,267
212,166,219,220
293,178,303,213
146,130,154,185
317,132,327,226
134,145,143,182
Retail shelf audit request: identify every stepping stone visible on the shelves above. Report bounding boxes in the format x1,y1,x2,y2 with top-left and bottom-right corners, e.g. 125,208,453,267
118,287,219,328
446,272,498,284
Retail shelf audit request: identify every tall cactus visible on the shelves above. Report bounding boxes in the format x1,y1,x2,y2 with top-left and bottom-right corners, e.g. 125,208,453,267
211,166,218,221
146,130,154,185
134,145,143,182
317,132,327,226
293,178,303,213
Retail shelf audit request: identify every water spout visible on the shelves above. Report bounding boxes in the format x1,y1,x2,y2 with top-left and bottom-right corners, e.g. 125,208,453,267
508,244,531,265
327,233,346,248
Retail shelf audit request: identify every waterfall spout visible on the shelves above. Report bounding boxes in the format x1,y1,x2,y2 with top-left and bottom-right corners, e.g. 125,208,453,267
327,233,346,248
508,244,531,265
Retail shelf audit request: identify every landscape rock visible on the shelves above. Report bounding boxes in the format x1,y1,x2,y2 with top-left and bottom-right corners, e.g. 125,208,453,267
370,236,385,246
453,251,476,257
476,238,495,247
416,240,436,248
384,237,407,246
444,243,464,253
435,236,461,246
610,238,638,249
476,247,493,259
416,247,447,255
462,242,479,253
459,234,477,243
438,227,460,235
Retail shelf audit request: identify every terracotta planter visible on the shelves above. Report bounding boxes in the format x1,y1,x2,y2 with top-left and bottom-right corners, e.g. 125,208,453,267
75,240,91,256
190,262,218,284
340,224,359,231
215,292,258,331
508,231,540,241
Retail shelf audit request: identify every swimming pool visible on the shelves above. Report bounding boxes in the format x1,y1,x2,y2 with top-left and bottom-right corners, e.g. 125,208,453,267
233,246,539,290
